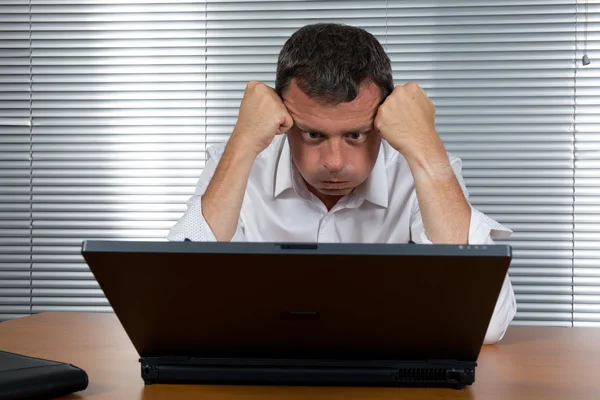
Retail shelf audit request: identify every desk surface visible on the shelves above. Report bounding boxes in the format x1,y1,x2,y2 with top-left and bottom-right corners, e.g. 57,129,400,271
0,312,599,400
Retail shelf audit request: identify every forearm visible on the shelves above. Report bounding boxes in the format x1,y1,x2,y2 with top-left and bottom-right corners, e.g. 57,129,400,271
201,140,257,241
407,149,471,244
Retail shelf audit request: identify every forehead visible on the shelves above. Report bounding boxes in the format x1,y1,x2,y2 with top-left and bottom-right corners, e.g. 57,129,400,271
282,79,382,134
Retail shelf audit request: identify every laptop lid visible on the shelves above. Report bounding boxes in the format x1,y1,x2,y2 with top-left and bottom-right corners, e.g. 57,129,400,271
81,241,511,363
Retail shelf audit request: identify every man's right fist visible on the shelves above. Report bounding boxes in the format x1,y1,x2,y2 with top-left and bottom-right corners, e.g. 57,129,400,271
230,81,294,156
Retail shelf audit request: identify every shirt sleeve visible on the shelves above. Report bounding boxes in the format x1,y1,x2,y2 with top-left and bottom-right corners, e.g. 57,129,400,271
166,147,246,242
409,154,517,345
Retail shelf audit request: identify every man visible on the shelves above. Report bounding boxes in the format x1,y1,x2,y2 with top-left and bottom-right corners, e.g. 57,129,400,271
168,23,516,344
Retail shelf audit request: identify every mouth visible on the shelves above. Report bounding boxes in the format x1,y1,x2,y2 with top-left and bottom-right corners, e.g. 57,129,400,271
320,181,350,188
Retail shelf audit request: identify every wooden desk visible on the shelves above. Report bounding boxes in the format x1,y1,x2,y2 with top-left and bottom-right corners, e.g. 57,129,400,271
0,313,599,399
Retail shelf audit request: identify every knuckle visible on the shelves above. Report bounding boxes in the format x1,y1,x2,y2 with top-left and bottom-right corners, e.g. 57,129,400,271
247,80,267,94
408,82,422,93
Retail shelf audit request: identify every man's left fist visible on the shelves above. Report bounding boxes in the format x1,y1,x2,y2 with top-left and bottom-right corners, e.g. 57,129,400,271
374,82,445,162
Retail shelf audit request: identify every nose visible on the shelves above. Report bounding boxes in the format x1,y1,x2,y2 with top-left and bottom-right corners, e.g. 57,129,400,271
322,139,346,173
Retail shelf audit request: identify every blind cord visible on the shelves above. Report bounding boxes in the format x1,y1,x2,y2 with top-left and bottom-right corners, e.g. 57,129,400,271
583,0,591,65
204,5,208,164
572,0,579,327
385,0,388,52
28,0,33,316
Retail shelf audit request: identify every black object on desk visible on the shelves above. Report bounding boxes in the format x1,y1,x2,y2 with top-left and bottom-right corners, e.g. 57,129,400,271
0,350,88,400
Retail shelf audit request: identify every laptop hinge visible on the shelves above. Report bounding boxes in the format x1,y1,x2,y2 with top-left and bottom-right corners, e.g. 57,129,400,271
140,360,159,385
158,356,191,363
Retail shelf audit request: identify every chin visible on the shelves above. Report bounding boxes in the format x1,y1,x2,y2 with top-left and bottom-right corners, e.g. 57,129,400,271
317,187,354,196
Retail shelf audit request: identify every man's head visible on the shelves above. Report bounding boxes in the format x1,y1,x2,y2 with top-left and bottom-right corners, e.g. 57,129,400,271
276,23,394,208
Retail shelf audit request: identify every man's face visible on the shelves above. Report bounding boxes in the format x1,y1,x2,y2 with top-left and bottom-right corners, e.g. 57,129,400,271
282,79,382,207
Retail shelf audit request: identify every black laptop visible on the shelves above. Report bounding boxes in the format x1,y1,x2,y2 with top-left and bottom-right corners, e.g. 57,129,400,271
81,240,511,389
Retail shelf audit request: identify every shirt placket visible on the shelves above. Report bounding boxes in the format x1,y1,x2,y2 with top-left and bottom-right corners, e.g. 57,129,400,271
317,198,350,242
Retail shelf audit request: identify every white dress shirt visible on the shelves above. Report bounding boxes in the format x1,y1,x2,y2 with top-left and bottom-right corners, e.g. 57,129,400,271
168,135,517,344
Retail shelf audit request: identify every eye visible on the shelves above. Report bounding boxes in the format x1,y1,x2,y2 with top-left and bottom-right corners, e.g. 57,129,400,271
304,131,322,140
348,132,364,140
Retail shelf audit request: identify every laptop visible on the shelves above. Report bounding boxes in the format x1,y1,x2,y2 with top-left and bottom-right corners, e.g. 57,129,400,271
81,240,511,389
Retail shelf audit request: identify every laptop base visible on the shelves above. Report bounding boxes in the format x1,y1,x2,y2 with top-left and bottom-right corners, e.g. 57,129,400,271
140,357,476,389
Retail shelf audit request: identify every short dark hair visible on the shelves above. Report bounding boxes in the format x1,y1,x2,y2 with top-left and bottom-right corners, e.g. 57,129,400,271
275,23,394,104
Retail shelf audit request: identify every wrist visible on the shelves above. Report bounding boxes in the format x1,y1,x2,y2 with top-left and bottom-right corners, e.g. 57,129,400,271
223,138,260,169
404,148,454,183
227,131,264,160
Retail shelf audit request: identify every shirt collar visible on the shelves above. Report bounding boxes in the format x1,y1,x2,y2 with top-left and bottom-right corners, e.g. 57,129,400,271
273,136,389,208
360,143,389,208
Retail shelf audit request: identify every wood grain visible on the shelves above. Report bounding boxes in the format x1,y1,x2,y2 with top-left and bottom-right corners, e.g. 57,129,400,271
0,312,599,399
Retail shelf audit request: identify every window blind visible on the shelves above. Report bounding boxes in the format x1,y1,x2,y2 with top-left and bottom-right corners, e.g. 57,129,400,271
2,0,208,319
0,0,598,327
0,0,31,321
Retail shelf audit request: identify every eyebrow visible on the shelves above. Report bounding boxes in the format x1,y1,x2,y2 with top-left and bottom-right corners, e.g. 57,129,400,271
296,123,373,135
